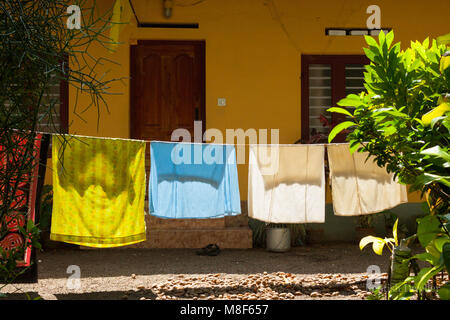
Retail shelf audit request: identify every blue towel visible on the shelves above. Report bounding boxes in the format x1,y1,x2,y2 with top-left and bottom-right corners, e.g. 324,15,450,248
149,142,241,219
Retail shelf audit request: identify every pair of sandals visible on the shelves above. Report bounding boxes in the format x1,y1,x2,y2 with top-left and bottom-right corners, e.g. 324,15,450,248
196,243,221,256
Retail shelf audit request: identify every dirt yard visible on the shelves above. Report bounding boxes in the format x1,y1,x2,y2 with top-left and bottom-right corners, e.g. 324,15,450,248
1,243,394,300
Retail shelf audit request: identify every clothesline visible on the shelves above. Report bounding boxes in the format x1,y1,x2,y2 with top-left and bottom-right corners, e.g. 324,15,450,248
37,130,407,248
21,129,352,147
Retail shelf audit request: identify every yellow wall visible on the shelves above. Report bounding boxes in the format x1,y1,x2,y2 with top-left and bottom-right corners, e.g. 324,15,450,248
55,0,448,202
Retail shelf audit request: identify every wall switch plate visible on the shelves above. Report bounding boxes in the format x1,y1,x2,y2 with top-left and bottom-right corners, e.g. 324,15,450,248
217,98,226,107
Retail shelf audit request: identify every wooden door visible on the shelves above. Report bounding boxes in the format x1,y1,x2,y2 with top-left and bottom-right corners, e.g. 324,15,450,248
130,40,205,142
130,41,205,177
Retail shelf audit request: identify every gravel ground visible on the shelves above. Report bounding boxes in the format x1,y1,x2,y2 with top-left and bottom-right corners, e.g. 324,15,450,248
1,243,395,300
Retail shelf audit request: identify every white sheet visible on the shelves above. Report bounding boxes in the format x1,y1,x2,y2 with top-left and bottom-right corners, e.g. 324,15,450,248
248,145,325,224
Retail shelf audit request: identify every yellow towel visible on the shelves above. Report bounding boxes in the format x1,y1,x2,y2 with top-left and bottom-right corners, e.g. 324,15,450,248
50,135,146,248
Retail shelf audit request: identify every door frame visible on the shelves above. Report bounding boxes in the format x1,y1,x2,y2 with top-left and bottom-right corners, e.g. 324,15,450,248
130,40,206,140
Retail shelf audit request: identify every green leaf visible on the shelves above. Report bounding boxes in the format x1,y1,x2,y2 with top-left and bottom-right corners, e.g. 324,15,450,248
426,241,442,259
386,30,394,49
422,37,430,49
26,219,34,231
374,108,408,118
372,238,386,255
417,215,442,247
365,35,379,47
378,29,386,46
363,47,376,61
359,236,387,255
421,145,450,163
415,173,450,188
412,252,439,266
382,126,397,136
415,265,444,291
32,240,42,250
389,278,415,300
431,116,447,129
443,243,450,272
328,121,356,143
360,235,378,250
327,107,354,118
438,284,450,300
337,95,364,107
436,33,450,46
433,237,450,253
349,140,360,154
391,42,401,55
393,219,399,246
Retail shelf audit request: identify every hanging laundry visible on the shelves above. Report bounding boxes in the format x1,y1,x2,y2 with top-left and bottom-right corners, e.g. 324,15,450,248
248,144,325,224
149,142,241,219
0,132,45,267
327,144,408,216
50,135,147,248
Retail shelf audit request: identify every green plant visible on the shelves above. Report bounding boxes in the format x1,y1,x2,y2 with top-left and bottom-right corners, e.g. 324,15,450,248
296,113,351,144
383,211,397,230
360,218,420,299
360,219,399,255
0,0,123,286
356,214,375,229
327,31,450,200
366,287,385,300
0,219,41,289
329,30,450,300
383,211,408,238
38,185,53,233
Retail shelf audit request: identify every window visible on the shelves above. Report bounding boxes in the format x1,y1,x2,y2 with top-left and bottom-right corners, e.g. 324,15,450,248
301,55,369,143
4,75,68,134
36,75,69,134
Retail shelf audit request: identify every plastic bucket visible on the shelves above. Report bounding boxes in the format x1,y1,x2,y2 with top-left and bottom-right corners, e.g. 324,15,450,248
266,228,291,252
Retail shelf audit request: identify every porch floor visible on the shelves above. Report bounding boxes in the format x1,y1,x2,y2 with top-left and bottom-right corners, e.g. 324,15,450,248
0,243,406,300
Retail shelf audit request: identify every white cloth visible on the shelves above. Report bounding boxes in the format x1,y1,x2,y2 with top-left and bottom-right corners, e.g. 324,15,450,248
248,145,325,224
327,144,408,216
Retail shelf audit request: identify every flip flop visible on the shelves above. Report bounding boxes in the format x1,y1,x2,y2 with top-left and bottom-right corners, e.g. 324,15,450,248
196,243,221,256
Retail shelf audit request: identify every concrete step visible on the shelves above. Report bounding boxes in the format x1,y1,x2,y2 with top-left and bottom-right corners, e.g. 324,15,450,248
81,201,252,249
131,227,253,249
148,215,225,230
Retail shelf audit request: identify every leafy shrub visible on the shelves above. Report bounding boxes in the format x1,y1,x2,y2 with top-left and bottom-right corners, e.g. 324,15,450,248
329,31,450,300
